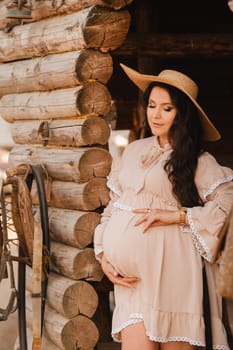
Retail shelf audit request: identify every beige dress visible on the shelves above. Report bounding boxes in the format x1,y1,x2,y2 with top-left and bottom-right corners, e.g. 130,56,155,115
94,136,233,349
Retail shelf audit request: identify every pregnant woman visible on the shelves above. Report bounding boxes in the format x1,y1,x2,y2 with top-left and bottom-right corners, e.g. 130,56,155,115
94,64,233,350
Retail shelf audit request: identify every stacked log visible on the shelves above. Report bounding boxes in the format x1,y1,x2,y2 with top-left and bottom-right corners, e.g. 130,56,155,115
0,0,132,348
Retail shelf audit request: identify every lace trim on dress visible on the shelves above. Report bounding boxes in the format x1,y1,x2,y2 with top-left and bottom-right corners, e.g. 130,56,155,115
147,333,229,349
107,179,121,196
203,176,233,200
113,201,135,212
147,332,205,346
187,208,211,262
112,313,143,338
112,315,230,350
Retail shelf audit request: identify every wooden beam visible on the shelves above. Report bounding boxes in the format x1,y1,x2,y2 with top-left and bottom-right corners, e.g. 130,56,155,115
0,0,133,31
0,50,113,96
0,7,130,62
9,145,112,182
113,33,233,57
0,83,111,123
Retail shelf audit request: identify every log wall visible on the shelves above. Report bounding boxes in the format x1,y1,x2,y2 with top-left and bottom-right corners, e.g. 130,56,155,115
0,1,133,349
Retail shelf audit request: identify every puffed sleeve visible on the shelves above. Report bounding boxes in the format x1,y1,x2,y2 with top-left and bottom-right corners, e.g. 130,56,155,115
94,155,122,260
186,152,233,263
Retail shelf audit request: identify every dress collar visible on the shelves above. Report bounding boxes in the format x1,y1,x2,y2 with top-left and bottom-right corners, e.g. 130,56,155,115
140,136,172,168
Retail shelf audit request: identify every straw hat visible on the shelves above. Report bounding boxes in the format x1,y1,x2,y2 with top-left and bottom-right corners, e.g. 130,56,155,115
120,63,221,141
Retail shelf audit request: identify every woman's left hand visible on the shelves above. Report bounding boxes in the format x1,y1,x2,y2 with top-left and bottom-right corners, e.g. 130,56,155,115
133,208,179,233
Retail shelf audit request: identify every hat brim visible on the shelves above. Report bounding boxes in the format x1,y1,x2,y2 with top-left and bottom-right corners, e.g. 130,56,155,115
120,63,221,141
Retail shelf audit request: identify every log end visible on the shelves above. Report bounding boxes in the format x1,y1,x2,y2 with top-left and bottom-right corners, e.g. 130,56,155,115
62,315,99,350
79,147,112,182
83,177,110,210
63,281,98,318
84,7,131,52
75,212,101,249
74,248,104,282
82,116,110,146
76,49,113,84
77,81,112,117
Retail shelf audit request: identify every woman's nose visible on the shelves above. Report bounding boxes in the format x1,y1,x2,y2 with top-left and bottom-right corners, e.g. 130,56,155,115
152,107,161,119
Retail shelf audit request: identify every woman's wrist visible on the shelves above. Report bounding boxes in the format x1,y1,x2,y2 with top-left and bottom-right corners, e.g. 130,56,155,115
178,207,187,226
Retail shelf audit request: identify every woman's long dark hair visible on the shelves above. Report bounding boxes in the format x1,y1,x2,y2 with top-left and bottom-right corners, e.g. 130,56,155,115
143,82,204,207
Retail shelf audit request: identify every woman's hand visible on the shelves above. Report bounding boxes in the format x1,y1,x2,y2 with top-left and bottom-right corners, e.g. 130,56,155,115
101,254,140,288
133,208,180,233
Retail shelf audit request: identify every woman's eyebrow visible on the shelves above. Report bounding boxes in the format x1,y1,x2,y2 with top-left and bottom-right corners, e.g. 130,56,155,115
148,98,173,105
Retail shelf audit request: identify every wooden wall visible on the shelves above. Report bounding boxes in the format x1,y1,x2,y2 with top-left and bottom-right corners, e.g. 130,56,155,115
0,1,133,349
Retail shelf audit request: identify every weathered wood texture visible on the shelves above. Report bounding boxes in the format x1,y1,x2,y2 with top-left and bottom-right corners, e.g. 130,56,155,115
11,117,110,146
32,178,109,210
26,268,98,318
9,146,112,182
33,206,100,248
47,207,100,248
0,6,131,62
0,50,113,96
44,308,99,350
50,241,104,281
26,296,99,350
0,83,112,123
42,335,61,350
113,33,233,57
0,0,133,31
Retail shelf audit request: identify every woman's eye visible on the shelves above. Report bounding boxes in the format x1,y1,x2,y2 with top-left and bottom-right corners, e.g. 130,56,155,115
164,107,172,112
147,104,155,108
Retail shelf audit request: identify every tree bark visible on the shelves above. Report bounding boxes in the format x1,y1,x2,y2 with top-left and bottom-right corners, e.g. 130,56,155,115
0,83,111,123
11,116,110,147
26,268,98,318
0,50,113,96
31,178,109,210
0,7,131,62
50,241,104,281
9,145,112,183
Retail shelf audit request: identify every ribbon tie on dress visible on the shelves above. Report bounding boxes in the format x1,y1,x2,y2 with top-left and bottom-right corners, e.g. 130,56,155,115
140,141,171,168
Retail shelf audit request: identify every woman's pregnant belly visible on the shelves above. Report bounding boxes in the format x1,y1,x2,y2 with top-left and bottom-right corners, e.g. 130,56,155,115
103,210,155,278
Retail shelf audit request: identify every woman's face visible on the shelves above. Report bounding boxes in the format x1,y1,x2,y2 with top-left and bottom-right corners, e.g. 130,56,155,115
147,86,177,147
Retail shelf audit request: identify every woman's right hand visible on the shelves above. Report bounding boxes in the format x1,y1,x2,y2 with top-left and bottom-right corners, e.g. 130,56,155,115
101,254,140,288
